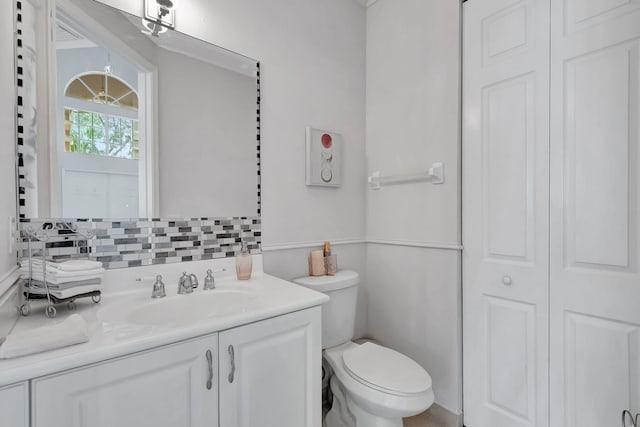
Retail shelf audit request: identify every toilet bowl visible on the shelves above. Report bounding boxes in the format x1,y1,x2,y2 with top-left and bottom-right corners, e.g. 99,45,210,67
324,341,434,427
293,271,434,427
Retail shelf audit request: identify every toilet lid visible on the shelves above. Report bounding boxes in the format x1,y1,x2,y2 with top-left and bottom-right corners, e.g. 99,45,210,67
342,342,432,395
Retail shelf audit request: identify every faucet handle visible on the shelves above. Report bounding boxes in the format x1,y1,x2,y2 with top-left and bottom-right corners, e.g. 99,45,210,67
204,269,216,290
179,272,188,284
152,275,166,298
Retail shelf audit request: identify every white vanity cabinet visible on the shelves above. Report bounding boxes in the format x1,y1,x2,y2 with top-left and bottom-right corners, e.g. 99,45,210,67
31,334,218,427
0,382,29,427
28,306,322,427
219,307,322,427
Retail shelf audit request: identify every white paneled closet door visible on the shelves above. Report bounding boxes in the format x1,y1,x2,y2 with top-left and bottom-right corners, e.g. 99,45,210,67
549,3,640,427
462,0,550,426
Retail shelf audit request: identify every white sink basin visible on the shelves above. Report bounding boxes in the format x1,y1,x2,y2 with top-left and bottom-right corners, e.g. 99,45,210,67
98,289,257,327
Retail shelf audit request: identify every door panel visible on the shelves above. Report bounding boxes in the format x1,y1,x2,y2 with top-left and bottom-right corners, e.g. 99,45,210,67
485,297,536,421
564,313,640,427
463,0,550,426
566,44,635,269
483,73,535,261
564,0,640,34
550,1,640,426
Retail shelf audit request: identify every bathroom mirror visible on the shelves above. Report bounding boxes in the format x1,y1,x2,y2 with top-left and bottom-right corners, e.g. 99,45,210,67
18,0,260,220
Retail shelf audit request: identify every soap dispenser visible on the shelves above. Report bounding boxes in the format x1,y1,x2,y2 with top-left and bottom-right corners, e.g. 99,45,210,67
236,241,252,280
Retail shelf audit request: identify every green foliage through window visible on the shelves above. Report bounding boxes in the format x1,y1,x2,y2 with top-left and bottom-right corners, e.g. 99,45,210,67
65,108,139,159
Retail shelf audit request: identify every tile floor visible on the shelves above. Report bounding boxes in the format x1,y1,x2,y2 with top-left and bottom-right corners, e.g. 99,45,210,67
323,406,446,427
404,409,447,427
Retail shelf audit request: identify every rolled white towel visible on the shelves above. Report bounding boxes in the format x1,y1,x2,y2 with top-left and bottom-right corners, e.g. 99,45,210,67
0,314,89,359
24,259,103,272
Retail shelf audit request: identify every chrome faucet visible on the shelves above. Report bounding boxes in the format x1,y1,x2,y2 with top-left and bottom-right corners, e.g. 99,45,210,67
177,272,199,294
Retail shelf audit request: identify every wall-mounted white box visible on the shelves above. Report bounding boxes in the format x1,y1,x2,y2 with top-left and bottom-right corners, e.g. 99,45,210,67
305,127,342,187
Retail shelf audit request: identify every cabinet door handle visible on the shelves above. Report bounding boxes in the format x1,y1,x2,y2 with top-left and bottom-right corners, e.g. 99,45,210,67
228,345,236,383
206,350,213,390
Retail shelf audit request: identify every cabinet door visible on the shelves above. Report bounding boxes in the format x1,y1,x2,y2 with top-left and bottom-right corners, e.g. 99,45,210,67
32,334,218,427
0,382,29,427
549,3,640,426
462,0,550,426
219,307,322,427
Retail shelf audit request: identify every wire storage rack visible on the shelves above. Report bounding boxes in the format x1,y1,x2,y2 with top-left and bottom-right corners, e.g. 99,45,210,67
19,221,102,318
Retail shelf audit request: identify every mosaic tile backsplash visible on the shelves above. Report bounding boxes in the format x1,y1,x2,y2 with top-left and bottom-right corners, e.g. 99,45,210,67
19,217,261,270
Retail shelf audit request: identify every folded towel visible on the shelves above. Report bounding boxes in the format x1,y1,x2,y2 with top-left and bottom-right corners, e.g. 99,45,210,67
24,259,103,272
20,268,104,285
20,265,105,279
0,314,89,359
23,283,102,299
26,278,102,290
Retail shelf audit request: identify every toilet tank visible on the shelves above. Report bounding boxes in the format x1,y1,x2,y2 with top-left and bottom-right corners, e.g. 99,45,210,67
293,270,359,349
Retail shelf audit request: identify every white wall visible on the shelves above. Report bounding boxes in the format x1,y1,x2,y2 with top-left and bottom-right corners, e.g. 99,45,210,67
365,0,462,414
0,1,18,293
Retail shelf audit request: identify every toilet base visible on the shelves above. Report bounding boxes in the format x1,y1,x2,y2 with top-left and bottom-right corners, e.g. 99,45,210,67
325,376,403,427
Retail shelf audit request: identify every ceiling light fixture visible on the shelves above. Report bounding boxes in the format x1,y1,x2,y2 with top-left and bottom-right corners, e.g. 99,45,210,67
142,0,176,37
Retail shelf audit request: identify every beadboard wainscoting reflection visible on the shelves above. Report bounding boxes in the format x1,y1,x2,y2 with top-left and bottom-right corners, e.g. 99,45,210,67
19,218,261,269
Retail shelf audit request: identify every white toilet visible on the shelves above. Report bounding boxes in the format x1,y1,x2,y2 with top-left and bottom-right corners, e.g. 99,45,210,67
293,270,434,427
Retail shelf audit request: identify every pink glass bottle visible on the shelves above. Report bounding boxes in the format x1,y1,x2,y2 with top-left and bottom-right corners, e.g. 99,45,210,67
236,241,252,280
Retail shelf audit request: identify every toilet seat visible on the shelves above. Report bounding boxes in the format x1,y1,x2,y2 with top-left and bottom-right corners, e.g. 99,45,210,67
342,342,432,397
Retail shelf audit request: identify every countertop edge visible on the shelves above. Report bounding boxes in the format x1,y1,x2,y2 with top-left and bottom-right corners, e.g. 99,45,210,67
0,276,328,387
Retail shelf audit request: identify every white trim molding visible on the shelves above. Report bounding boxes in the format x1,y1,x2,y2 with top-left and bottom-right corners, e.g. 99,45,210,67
367,239,463,251
261,239,366,252
261,239,463,252
425,403,464,427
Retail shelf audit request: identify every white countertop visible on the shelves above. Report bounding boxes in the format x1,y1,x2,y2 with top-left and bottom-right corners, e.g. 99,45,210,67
0,271,328,387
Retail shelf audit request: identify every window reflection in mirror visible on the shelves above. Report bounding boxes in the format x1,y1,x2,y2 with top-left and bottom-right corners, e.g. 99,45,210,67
60,72,141,217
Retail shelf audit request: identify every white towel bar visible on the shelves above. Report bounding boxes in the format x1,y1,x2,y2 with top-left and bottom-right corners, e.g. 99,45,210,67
368,162,444,189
